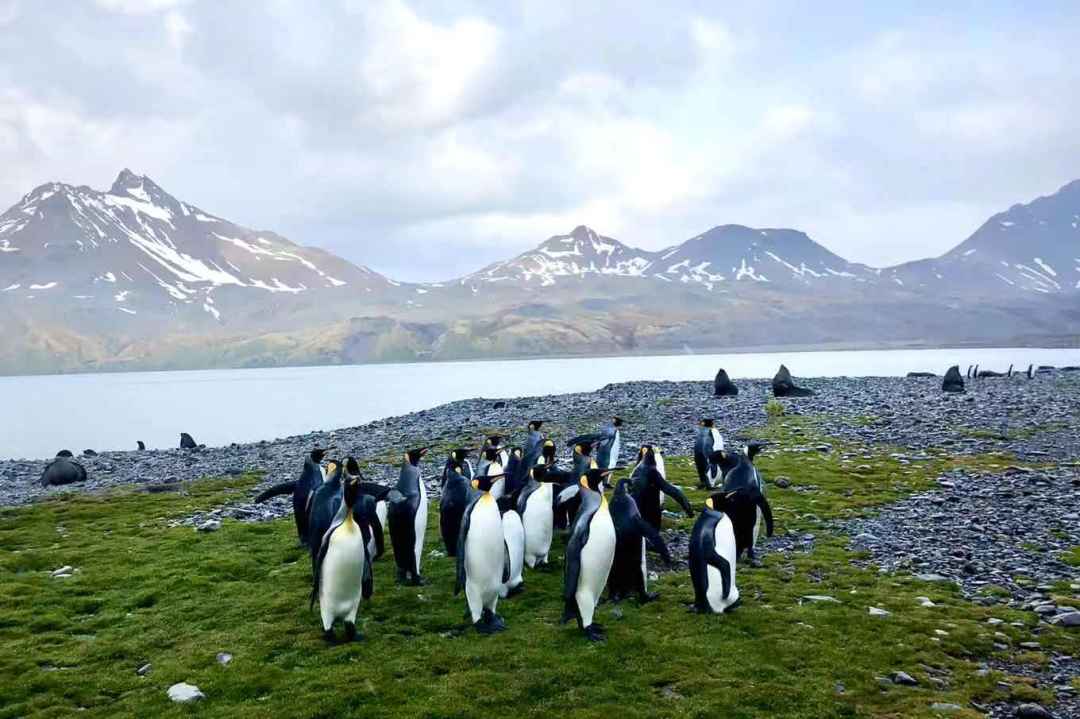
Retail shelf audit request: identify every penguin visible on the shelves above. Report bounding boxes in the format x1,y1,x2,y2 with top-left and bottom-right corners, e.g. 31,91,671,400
440,464,472,556
455,474,511,634
1007,363,1014,378
502,447,527,500
40,451,88,487
477,448,507,499
568,417,623,470
307,460,343,574
693,419,724,489
293,448,329,546
688,492,739,614
441,448,474,487
561,468,617,642
343,458,390,562
523,420,545,465
311,474,373,642
966,365,973,379
136,440,146,451
499,495,526,597
717,446,775,565
387,447,430,585
555,439,597,529
481,435,510,468
608,478,672,604
517,464,556,569
1027,363,1034,379
629,445,694,532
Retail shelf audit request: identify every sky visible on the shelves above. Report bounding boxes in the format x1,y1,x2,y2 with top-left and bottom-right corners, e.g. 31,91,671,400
1,1,1078,281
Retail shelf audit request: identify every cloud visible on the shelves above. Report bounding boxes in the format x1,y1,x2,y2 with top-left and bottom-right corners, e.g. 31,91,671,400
0,2,1077,280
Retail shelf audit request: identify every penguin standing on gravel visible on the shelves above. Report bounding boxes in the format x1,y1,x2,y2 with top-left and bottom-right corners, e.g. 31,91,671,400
311,475,373,642
562,468,617,642
688,492,739,614
456,474,511,634
629,445,694,531
294,448,328,545
517,464,557,569
717,445,774,566
693,419,724,489
608,477,672,604
387,448,429,585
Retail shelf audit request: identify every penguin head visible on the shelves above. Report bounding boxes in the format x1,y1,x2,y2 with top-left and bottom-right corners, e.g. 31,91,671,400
484,435,504,449
310,447,329,463
528,420,544,431
325,460,343,481
450,447,472,463
511,447,523,460
637,444,661,466
483,447,500,462
579,468,612,492
405,448,428,466
471,474,503,493
531,464,551,482
344,456,363,478
745,442,766,463
612,417,625,428
700,418,715,428
613,477,631,497
343,476,361,509
573,441,594,456
712,450,742,472
704,491,737,513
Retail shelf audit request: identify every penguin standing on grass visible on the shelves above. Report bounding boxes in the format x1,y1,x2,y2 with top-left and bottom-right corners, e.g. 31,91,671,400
517,464,557,569
569,417,624,470
387,448,429,585
693,420,724,489
688,492,739,614
562,468,617,642
499,495,526,597
456,474,511,634
311,475,373,642
717,445,774,566
556,439,597,529
440,461,473,556
307,460,343,574
441,448,474,486
294,448,328,545
608,478,672,604
629,445,694,531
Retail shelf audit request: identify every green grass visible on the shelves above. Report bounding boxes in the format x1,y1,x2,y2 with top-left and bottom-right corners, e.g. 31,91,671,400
1062,547,1080,568
1,435,1077,718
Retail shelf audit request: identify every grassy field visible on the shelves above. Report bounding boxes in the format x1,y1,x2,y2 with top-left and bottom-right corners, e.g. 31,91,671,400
1,424,1077,718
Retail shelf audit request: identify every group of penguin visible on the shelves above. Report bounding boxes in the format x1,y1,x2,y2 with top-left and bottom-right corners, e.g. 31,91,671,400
262,417,776,643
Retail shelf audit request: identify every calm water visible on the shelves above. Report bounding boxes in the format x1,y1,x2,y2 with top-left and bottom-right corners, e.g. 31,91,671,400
2,347,1076,460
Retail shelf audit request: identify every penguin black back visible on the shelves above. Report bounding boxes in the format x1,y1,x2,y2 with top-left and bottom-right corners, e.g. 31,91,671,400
630,446,694,531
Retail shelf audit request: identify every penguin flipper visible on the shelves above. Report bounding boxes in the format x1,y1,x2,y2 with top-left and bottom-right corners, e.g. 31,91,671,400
255,480,298,503
705,547,732,600
310,522,337,610
502,539,512,584
637,516,672,564
556,484,580,506
562,521,591,603
371,512,385,559
757,494,775,537
386,489,406,505
362,554,374,600
455,502,475,596
358,482,392,501
652,469,694,517
565,433,602,448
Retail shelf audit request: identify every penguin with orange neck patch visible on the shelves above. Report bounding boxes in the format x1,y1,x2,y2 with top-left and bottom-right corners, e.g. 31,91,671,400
387,447,429,585
456,474,511,634
561,468,617,642
311,474,373,642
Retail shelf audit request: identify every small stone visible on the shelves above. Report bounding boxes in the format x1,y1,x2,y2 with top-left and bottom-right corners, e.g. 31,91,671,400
986,618,1004,625
216,652,232,665
1049,612,1080,627
834,682,845,694
1018,642,1041,649
136,663,152,676
774,477,791,489
869,606,891,617
167,683,205,703
914,573,951,582
610,607,624,620
930,703,962,713
196,520,221,533
916,596,936,608
50,566,74,578
890,671,918,686
1016,703,1055,719
1032,604,1057,615
800,595,839,604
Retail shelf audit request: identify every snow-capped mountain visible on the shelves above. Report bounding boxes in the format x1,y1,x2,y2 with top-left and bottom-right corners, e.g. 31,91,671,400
886,179,1080,294
0,169,389,324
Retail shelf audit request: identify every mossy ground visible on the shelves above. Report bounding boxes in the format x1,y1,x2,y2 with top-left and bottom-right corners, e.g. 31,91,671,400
1,422,1077,718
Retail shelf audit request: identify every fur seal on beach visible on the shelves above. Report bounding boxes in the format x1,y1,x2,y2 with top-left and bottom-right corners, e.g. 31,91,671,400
40,452,88,487
942,365,965,393
772,365,814,397
714,368,738,396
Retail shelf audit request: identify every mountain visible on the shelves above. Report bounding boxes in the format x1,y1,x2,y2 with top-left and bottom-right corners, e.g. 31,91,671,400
1,170,1077,374
886,179,1080,295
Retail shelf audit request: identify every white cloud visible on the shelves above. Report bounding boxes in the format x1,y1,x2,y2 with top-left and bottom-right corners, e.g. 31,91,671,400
94,0,189,14
163,10,192,51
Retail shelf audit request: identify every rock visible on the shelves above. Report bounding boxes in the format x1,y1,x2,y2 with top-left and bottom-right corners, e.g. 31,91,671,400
1049,612,1079,627
773,476,791,489
916,596,936,608
868,606,891,617
1016,703,1055,719
216,652,232,665
40,456,88,487
800,595,839,604
773,364,814,397
890,671,918,686
907,372,936,378
714,368,739,396
136,663,152,676
941,365,965,393
167,682,205,703
50,565,74,578
914,573,951,583
929,703,962,713
179,432,198,450
82,449,98,457
196,520,222,533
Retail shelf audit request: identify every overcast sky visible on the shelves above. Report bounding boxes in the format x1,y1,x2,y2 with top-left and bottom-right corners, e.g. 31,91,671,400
1,1,1078,281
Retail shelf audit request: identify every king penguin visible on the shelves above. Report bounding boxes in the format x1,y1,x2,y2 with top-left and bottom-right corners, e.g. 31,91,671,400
440,460,472,557
629,445,694,531
688,492,739,614
568,418,623,471
387,447,429,585
293,447,329,545
441,447,474,487
311,475,373,642
307,459,343,574
499,492,526,598
693,419,724,489
456,474,511,634
608,477,672,604
717,446,775,566
562,468,617,642
517,464,556,569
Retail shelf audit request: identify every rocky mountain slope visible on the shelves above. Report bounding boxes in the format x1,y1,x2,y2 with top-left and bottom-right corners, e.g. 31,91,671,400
1,171,1077,374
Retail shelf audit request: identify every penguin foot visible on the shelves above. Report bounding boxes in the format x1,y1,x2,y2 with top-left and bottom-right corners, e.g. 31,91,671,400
749,554,764,569
559,604,576,625
723,597,743,613
583,624,606,642
322,628,339,644
344,621,363,642
638,592,660,605
489,613,507,632
395,569,407,585
409,574,427,586
505,583,524,598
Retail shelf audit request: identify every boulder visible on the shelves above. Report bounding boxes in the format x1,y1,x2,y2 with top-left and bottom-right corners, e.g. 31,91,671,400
713,368,738,396
167,682,205,704
941,366,965,393
772,365,814,397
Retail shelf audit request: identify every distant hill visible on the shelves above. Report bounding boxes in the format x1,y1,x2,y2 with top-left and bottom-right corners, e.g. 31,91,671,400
1,171,1077,374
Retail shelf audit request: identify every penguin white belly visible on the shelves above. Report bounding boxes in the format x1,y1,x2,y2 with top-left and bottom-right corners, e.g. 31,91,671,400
753,505,763,549
464,498,505,621
522,484,553,567
656,454,668,505
501,510,525,594
705,515,739,613
640,537,648,592
710,428,723,452
375,500,388,530
608,434,620,470
319,521,367,629
413,478,428,574
490,477,505,500
576,503,616,627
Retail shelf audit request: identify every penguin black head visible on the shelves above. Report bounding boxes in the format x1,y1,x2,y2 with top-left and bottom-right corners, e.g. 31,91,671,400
471,474,503,493
700,419,715,428
405,448,428,465
541,440,557,463
528,420,544,431
450,447,473,463
325,459,343,480
343,476,361,511
484,435,504,449
56,449,73,458
531,464,551,482
704,491,736,513
311,447,329,463
511,447,523,460
483,447,501,462
612,417,625,428
637,444,661,465
574,441,594,456
745,442,766,463
579,468,612,492
344,456,363,477
613,477,631,496
712,450,741,473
